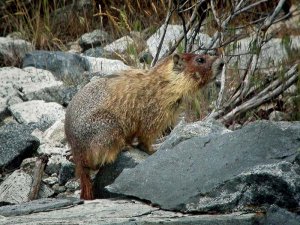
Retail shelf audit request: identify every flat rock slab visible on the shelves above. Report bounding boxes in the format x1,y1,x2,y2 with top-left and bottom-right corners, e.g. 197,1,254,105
0,198,259,225
0,198,82,217
107,121,300,213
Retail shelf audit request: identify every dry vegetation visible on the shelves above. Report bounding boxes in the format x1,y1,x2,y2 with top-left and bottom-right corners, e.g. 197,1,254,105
0,0,168,49
0,0,299,125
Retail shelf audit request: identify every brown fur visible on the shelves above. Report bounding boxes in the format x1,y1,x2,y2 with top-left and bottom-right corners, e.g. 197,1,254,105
65,53,223,200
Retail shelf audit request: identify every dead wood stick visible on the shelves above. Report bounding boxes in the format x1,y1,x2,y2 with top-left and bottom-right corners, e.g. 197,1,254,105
28,154,49,201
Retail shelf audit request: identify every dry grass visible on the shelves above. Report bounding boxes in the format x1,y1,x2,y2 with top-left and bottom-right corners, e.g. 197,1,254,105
0,0,169,50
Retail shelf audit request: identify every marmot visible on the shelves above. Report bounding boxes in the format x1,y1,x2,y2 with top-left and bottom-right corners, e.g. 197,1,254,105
65,53,224,200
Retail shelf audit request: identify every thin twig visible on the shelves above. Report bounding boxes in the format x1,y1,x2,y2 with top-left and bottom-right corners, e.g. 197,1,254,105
151,0,174,67
220,64,298,123
164,0,206,57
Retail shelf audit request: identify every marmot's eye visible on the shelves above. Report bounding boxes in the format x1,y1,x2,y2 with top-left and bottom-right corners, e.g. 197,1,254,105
196,57,205,64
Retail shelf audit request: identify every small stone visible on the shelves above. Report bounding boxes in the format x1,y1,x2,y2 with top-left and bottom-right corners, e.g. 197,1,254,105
65,180,80,191
139,52,153,64
52,184,67,194
83,47,104,57
42,120,66,146
79,29,109,51
58,161,76,185
45,155,67,175
20,157,37,171
104,36,134,53
269,110,289,121
43,176,59,186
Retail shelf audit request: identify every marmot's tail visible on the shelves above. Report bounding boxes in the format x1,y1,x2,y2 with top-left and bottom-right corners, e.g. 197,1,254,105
78,164,94,200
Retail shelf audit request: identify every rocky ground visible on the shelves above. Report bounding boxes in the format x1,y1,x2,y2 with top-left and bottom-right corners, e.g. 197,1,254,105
0,16,300,225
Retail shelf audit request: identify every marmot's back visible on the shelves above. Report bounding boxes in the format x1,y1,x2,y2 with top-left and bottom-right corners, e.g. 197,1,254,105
65,78,110,150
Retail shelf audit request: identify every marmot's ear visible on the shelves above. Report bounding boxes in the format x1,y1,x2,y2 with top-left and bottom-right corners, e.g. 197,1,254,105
173,54,184,72
173,54,181,65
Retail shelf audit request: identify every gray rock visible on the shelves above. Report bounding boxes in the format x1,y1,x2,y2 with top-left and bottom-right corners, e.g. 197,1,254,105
228,36,300,70
52,184,67,194
8,100,65,124
23,84,78,106
0,123,40,170
147,25,182,60
0,66,62,116
65,180,80,191
0,170,54,204
107,121,300,213
33,119,68,156
0,67,60,99
269,111,289,121
262,205,300,225
84,56,130,76
0,198,82,217
45,155,67,175
0,198,260,225
22,51,91,84
193,33,214,54
139,51,153,64
104,36,134,53
159,120,231,150
20,157,37,171
94,149,149,198
58,161,75,185
83,47,105,57
0,37,33,66
79,29,109,51
43,176,59,186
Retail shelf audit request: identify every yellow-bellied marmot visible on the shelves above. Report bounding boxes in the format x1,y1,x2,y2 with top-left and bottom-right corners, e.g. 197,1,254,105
65,53,224,200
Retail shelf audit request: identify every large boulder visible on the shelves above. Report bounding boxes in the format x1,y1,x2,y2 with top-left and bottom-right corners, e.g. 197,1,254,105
22,51,90,84
8,100,65,125
147,25,182,60
0,67,62,117
107,121,300,213
228,36,300,69
93,149,149,198
0,123,40,170
0,170,54,204
159,120,231,150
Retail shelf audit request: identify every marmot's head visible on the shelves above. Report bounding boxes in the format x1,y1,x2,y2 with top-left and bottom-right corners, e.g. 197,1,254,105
172,53,224,87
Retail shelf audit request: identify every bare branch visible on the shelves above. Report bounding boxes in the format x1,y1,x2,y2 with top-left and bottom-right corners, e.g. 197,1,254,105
151,0,175,67
220,64,298,123
164,0,207,56
28,155,49,201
